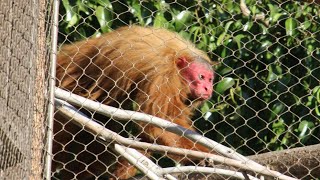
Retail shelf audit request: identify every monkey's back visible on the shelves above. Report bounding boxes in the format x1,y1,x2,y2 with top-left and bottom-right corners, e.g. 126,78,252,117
54,26,213,179
57,26,209,114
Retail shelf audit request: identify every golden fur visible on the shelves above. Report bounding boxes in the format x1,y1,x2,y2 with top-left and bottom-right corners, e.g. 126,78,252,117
54,25,212,179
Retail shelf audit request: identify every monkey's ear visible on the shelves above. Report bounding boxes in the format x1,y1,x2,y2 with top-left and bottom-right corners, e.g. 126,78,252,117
176,57,189,69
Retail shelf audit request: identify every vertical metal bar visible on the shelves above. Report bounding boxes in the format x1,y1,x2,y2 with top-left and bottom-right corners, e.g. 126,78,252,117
44,0,60,179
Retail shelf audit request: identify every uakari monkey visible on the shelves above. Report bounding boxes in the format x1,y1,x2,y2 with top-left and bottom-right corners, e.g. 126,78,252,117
53,25,214,179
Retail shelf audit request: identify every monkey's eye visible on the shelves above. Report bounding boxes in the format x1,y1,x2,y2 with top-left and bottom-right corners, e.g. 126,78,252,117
199,74,205,80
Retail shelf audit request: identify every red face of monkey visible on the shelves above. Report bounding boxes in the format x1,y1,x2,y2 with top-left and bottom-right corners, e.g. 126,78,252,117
177,58,214,100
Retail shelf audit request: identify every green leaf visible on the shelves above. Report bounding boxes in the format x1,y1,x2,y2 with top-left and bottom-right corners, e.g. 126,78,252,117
272,13,283,23
218,66,233,75
300,21,311,31
217,32,226,46
201,101,212,113
95,6,113,33
298,120,315,143
67,14,79,28
285,18,297,36
243,21,253,31
265,51,273,60
268,4,283,23
179,31,191,40
233,34,245,50
215,77,235,94
272,118,285,134
62,0,74,21
224,21,233,32
267,66,277,82
154,12,168,28
260,40,272,50
315,103,320,116
281,132,290,146
201,34,209,47
270,102,285,120
190,26,201,43
77,0,89,15
216,21,233,46
220,47,227,58
267,4,277,17
273,46,282,58
130,2,144,25
208,42,216,51
96,0,113,7
312,86,320,103
62,0,78,28
174,10,192,31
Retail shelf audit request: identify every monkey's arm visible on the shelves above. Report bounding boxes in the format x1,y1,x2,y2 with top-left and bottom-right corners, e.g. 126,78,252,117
142,123,210,163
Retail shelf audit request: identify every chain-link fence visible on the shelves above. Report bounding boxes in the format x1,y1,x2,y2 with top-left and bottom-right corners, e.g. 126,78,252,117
53,0,320,179
1,0,320,180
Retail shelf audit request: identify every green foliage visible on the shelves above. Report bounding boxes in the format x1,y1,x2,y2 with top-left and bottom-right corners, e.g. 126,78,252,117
59,0,320,155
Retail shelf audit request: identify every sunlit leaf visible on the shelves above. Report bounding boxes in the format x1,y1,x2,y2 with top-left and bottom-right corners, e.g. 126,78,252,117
174,10,192,31
69,15,79,28
268,4,283,23
130,2,144,25
62,0,79,28
62,0,74,22
215,77,235,94
298,120,315,143
96,0,113,8
201,101,214,114
77,1,89,15
96,6,113,33
154,12,168,28
285,17,297,36
300,21,311,30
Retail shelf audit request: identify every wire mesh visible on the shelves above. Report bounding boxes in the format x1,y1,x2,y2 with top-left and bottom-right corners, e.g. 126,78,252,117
52,0,320,179
0,0,50,179
1,0,320,179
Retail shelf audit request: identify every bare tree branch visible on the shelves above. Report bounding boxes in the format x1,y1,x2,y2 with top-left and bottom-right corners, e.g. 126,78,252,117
54,95,297,180
55,88,258,165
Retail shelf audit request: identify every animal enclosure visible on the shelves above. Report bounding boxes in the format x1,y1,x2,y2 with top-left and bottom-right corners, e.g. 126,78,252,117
1,0,320,179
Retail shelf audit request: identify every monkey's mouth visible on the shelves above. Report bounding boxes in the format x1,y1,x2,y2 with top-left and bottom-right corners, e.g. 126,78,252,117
200,94,212,100
190,93,212,101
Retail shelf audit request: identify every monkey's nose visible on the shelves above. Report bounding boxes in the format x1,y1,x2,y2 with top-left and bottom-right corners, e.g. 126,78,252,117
204,86,212,92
